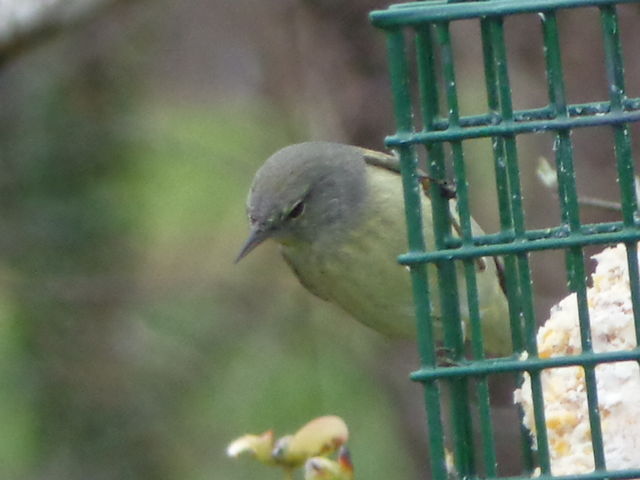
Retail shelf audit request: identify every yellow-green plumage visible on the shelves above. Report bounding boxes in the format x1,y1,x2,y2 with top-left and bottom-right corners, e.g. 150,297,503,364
237,142,512,356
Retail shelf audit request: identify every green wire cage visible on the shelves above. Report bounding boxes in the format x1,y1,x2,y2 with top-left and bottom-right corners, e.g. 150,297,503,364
370,0,640,479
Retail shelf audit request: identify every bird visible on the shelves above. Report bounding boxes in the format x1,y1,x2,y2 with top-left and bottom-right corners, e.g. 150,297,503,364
236,141,511,356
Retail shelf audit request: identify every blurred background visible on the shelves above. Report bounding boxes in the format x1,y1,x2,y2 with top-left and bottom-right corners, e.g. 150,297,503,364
1,1,639,479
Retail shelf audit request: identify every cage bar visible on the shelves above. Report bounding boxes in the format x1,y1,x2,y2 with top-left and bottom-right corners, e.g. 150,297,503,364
386,28,452,480
371,0,640,478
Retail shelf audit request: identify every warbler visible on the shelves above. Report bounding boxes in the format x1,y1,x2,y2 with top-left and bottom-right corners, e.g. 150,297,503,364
236,142,511,356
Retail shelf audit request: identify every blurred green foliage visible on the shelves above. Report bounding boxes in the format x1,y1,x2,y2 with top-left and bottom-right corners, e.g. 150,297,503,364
0,45,417,480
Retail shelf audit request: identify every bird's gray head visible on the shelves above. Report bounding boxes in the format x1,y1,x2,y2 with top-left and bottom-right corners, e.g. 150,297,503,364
236,142,368,262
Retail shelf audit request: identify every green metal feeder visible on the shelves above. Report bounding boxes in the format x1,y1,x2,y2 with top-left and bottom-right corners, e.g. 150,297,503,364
370,1,640,479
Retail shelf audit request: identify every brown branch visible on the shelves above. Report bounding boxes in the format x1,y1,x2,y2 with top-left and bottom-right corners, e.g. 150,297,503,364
0,0,136,66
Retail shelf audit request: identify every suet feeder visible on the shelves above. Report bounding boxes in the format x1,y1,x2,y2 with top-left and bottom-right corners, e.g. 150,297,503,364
371,0,640,478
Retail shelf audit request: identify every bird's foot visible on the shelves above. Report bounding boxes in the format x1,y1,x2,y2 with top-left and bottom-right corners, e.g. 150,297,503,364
419,175,457,199
435,347,460,367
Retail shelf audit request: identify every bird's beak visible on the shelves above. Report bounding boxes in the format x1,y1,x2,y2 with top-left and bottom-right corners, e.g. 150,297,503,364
235,226,270,263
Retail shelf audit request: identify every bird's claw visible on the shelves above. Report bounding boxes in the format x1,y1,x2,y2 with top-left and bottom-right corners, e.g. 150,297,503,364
419,175,457,199
435,347,460,367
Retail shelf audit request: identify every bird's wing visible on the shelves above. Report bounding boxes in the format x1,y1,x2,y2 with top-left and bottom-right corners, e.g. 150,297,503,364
361,148,457,199
362,147,490,273
361,148,402,174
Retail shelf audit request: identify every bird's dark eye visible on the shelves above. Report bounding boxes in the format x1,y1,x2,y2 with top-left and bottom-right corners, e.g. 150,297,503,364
287,200,305,220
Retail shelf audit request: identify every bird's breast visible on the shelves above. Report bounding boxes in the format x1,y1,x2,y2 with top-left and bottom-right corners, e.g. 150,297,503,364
280,166,418,337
